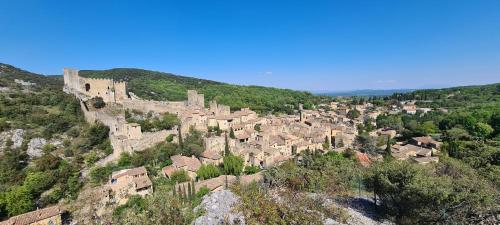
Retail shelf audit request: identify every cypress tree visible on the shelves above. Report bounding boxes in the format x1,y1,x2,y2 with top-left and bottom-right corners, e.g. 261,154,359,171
384,137,393,160
191,180,196,198
229,127,235,139
224,133,230,156
178,185,183,201
187,182,192,201
178,125,184,148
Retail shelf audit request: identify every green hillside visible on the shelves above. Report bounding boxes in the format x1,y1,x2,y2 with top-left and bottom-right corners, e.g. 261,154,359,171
79,68,327,114
0,64,111,218
390,83,500,108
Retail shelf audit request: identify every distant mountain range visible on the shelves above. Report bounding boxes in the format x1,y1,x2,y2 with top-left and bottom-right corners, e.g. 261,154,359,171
315,89,415,97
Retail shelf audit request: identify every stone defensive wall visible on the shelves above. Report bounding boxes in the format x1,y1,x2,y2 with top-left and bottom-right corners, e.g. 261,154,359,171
121,98,187,115
111,129,174,158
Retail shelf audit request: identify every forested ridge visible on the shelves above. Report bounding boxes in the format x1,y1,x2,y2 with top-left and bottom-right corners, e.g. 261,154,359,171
0,63,111,218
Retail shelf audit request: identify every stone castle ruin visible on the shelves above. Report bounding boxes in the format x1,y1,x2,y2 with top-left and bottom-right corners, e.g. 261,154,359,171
63,68,217,162
63,68,128,103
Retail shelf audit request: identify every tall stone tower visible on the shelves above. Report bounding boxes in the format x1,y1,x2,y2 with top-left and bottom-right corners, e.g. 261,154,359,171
187,90,205,108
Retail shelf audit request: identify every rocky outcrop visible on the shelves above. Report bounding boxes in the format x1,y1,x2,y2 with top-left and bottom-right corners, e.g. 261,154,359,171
194,190,245,225
27,138,47,158
11,129,25,148
0,129,25,151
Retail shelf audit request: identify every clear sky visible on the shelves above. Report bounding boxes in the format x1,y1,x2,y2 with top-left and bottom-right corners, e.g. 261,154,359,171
1,0,499,91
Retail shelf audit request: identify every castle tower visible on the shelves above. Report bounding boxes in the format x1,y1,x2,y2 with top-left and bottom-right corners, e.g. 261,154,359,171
187,90,204,108
63,68,80,94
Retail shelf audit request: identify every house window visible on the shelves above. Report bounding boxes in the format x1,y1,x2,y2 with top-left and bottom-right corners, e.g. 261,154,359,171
111,178,117,184
85,83,91,92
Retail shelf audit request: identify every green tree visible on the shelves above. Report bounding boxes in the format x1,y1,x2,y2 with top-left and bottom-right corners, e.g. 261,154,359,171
347,109,360,120
4,186,34,216
223,154,244,176
472,122,493,138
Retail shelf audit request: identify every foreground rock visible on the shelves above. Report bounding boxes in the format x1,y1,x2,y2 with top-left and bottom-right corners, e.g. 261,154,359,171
194,190,245,225
324,197,393,225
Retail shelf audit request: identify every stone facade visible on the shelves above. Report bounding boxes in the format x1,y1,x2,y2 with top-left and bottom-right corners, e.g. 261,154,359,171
106,166,153,205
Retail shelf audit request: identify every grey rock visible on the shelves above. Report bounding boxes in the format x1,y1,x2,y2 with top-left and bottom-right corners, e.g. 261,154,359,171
27,138,47,158
0,129,25,151
11,129,25,149
194,190,245,225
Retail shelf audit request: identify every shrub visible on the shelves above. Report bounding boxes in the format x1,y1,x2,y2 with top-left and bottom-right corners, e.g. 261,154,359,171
244,165,260,175
170,170,190,183
196,164,220,180
91,97,105,109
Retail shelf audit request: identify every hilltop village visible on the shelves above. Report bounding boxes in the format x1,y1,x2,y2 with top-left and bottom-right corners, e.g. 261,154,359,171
62,68,441,216
0,68,446,224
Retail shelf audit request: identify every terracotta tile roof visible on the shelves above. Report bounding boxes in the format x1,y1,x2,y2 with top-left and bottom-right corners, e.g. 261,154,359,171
0,206,61,225
162,165,176,177
134,176,152,190
112,166,148,179
235,132,251,140
171,155,202,172
412,136,441,145
201,150,223,160
355,151,372,167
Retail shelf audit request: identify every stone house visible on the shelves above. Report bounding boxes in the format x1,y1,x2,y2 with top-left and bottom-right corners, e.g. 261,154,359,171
376,129,397,139
410,136,442,150
108,166,153,205
0,206,62,225
200,150,223,165
163,155,202,180
401,102,417,114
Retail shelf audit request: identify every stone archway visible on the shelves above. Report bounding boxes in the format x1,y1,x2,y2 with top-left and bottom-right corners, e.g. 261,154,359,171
85,83,90,92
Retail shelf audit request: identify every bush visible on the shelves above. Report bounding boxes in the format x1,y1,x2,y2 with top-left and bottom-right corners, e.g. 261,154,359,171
91,97,105,109
170,170,190,183
244,165,260,175
166,134,174,142
364,159,497,224
86,123,109,148
196,164,220,180
89,165,114,185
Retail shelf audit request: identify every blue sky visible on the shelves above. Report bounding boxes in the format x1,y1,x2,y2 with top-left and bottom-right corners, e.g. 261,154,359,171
1,0,499,91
